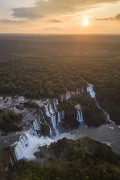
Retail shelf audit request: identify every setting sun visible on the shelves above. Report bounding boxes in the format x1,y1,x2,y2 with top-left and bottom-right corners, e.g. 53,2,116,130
82,18,90,27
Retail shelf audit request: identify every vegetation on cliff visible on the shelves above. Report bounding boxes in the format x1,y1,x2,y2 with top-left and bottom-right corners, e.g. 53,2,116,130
0,109,22,132
10,137,120,180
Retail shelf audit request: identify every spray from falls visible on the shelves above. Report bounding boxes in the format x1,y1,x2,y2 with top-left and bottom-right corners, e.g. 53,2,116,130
14,131,54,160
14,83,113,161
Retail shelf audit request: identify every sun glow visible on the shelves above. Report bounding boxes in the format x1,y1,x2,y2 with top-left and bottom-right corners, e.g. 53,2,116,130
82,18,90,27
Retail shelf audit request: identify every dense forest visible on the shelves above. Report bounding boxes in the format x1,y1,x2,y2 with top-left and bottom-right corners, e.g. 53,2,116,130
0,35,120,124
3,137,120,180
0,109,22,132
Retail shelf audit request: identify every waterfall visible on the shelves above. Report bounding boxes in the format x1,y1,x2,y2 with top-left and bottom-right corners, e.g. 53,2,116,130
80,108,84,123
76,88,79,95
53,99,58,111
87,83,113,124
58,112,61,124
33,119,40,131
76,109,84,123
49,104,54,114
61,95,64,102
51,114,59,136
87,83,96,99
76,88,81,95
96,100,113,124
75,104,84,123
14,131,54,160
66,91,71,100
13,82,116,162
45,105,52,117
57,111,65,125
45,103,59,136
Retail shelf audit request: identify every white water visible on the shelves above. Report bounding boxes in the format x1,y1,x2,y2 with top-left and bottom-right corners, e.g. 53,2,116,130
76,104,84,123
87,83,96,99
14,83,115,161
15,131,54,160
51,114,59,136
14,86,85,160
33,119,40,131
76,88,81,95
66,91,71,100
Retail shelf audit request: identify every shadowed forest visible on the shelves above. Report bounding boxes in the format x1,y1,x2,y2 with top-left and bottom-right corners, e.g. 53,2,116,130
4,138,120,180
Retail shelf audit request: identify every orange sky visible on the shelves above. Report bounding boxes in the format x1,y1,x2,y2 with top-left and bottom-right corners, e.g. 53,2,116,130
0,0,120,34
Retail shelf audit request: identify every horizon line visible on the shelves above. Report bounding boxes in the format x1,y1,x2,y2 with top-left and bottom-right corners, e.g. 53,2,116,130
0,33,120,36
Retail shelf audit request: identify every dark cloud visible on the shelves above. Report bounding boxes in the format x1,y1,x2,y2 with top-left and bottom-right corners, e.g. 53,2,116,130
0,18,24,24
96,17,113,21
95,13,120,21
47,19,62,23
12,7,43,19
12,0,120,19
116,13,120,20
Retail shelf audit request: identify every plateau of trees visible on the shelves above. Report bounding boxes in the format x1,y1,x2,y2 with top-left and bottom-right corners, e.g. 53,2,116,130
0,35,119,124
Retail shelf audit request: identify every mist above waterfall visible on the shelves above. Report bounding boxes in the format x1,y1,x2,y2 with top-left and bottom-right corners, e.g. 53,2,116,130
13,83,111,161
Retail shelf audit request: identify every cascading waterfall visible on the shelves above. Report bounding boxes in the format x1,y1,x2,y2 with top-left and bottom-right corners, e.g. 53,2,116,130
61,95,64,102
95,100,113,124
49,104,54,115
51,114,59,136
57,111,65,124
66,91,71,100
87,83,112,123
76,104,84,123
45,104,59,136
33,119,40,132
14,131,54,160
14,82,112,161
53,99,58,111
87,83,96,99
77,109,84,123
58,112,61,124
76,88,81,95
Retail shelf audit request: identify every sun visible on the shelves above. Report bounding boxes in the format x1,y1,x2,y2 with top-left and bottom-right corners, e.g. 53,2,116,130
82,18,89,27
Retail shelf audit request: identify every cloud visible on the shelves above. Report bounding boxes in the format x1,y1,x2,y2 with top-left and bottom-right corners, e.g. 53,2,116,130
47,18,62,23
95,13,120,21
12,7,43,19
116,13,120,20
46,26,62,31
12,0,120,19
96,17,113,20
0,18,24,24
